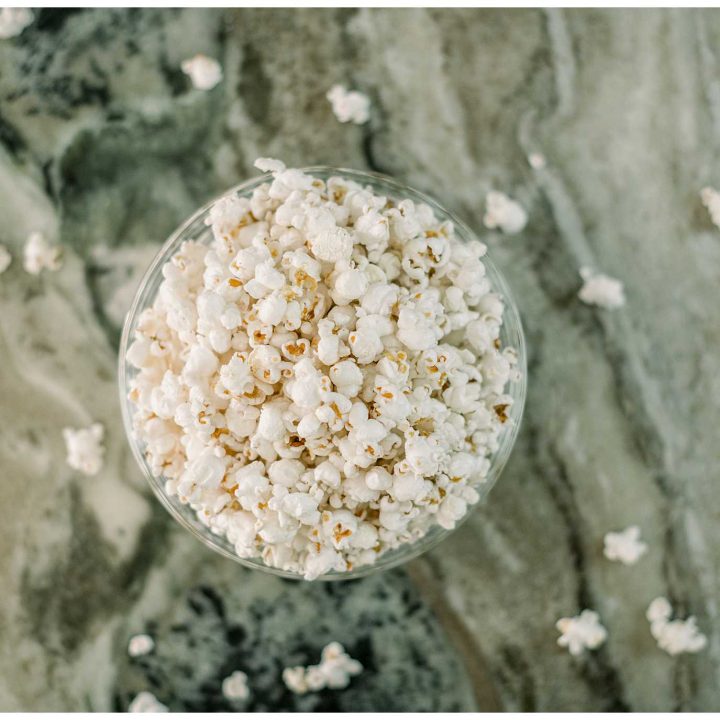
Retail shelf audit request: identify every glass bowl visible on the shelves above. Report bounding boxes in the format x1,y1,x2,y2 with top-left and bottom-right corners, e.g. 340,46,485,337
119,167,527,580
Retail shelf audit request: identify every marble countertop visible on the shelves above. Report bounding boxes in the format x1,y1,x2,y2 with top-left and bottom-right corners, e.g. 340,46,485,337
1,8,719,712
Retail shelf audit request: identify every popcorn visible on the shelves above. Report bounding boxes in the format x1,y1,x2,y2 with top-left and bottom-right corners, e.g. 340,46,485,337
326,84,371,125
701,186,720,229
556,610,608,656
0,244,11,274
128,691,168,713
0,8,33,39
128,634,155,657
483,191,528,234
62,423,105,476
646,597,707,656
181,53,223,90
578,267,625,309
126,161,520,578
283,642,362,694
603,525,647,565
23,231,62,274
221,670,250,701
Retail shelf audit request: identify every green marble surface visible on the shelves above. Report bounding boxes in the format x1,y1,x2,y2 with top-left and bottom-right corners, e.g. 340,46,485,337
1,8,719,711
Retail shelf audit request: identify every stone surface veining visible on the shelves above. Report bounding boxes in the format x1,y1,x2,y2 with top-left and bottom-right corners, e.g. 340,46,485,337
0,8,719,711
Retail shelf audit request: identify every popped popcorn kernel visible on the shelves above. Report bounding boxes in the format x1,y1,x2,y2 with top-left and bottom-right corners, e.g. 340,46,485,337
283,642,362,694
646,597,707,656
603,525,647,566
0,244,11,274
128,634,155,657
483,191,528,234
181,53,223,90
578,267,626,309
125,161,521,578
128,691,168,713
0,8,33,39
326,84,371,125
62,423,105,476
556,609,607,655
23,231,62,275
222,670,250,701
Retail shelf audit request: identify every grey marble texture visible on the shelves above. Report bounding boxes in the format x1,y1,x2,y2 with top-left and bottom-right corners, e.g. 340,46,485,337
0,7,719,712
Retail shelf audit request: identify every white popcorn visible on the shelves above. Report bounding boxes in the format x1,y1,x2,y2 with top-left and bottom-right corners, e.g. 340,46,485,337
0,8,33,39
23,231,62,275
646,597,707,656
578,267,626,309
556,610,608,655
128,634,155,657
181,53,223,90
283,642,362,694
129,691,168,713
701,186,720,229
483,191,528,234
603,525,647,566
222,670,250,701
126,161,520,579
254,157,286,174
309,227,354,263
0,244,11,274
63,423,105,476
326,84,371,125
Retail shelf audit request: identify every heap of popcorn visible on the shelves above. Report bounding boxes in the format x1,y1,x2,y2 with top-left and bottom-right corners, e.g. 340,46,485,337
125,158,520,579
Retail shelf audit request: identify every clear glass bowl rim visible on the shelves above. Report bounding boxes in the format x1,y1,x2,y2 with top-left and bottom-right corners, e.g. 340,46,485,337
118,166,528,581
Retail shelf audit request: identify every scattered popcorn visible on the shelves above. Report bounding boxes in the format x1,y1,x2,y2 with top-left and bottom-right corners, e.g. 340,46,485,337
181,54,223,91
326,84,371,125
126,160,521,579
128,691,168,713
578,267,625,309
528,152,546,169
556,609,608,655
23,232,62,275
283,642,362,694
483,191,528,234
62,423,105,476
603,525,647,566
222,670,250,701
0,244,11,274
701,186,720,229
128,634,155,657
0,7,33,39
646,597,707,656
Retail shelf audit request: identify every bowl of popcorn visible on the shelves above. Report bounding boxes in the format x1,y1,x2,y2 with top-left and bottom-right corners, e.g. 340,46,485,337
119,159,527,580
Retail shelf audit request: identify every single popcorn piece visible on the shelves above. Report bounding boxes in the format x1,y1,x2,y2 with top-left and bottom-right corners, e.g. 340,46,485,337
556,609,608,655
222,670,250,701
326,84,370,125
181,53,223,90
128,634,155,658
0,244,11,274
483,191,528,234
578,267,626,309
126,160,521,579
283,642,362,694
23,232,62,275
62,423,105,476
701,186,720,229
128,691,168,713
603,525,647,565
646,597,707,656
0,7,33,39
